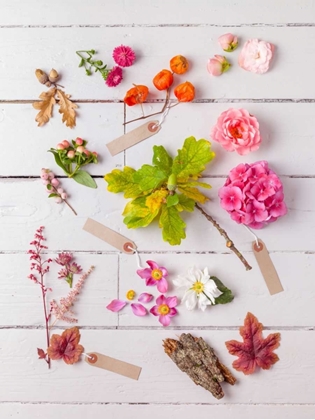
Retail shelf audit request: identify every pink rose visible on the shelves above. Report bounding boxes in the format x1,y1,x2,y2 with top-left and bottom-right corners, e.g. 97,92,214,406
211,108,261,155
238,39,274,74
218,33,238,52
207,55,231,76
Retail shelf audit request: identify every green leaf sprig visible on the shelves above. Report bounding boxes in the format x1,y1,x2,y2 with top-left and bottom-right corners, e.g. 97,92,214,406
105,136,252,271
76,49,110,79
49,138,98,188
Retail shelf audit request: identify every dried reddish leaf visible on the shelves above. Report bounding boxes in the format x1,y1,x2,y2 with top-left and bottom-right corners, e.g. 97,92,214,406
56,89,77,128
37,348,46,359
33,88,56,126
225,312,281,375
47,327,84,365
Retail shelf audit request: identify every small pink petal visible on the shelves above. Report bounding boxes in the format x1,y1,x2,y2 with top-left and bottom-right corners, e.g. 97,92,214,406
131,303,147,317
147,260,159,270
106,299,127,312
156,295,166,306
166,296,178,308
157,277,168,293
159,314,171,327
136,268,152,280
146,278,156,286
169,308,178,317
150,305,159,316
138,293,154,303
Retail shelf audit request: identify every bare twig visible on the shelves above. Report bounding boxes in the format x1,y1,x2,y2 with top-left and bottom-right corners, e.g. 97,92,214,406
195,204,252,271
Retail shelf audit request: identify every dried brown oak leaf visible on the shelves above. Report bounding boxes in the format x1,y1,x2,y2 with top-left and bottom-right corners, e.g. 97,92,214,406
225,312,281,375
47,326,84,365
56,89,77,128
33,87,56,126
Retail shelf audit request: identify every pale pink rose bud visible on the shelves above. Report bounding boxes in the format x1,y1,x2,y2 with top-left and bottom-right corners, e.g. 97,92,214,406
61,192,67,200
51,178,60,187
67,150,75,159
57,143,65,150
92,152,98,157
75,137,84,145
207,55,231,76
76,146,84,153
57,188,64,194
218,33,238,52
42,179,49,186
48,171,55,180
83,149,90,156
62,140,70,148
55,197,62,204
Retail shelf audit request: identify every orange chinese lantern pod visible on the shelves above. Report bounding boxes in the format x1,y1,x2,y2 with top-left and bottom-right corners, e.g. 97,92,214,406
124,85,149,106
153,69,174,91
170,55,189,75
174,81,195,102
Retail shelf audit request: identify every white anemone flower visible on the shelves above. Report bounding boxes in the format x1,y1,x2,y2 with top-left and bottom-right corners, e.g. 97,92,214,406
173,266,222,311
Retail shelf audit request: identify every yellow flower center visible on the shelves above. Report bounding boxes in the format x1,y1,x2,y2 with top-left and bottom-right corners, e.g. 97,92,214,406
126,290,136,300
158,304,170,315
192,281,204,294
151,269,163,281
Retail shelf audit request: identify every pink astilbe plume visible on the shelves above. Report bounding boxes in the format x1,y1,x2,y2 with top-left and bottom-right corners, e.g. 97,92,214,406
50,266,95,326
27,226,53,368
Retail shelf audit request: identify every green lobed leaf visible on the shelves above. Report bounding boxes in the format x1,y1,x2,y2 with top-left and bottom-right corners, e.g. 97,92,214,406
175,194,195,212
72,170,97,188
166,193,179,208
172,137,215,179
104,167,142,198
178,180,212,189
177,185,209,204
211,276,234,305
153,145,173,174
159,205,186,246
123,196,159,228
133,164,167,192
48,150,69,174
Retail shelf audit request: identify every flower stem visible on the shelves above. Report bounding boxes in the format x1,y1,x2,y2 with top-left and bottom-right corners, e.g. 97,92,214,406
195,204,252,271
39,267,51,368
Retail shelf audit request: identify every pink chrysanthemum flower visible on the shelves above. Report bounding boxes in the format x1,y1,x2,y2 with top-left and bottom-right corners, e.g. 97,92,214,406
112,45,136,67
137,260,168,293
150,295,178,327
105,66,123,87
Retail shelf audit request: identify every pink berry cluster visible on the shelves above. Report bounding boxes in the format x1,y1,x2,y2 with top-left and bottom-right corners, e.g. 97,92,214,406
56,138,98,161
219,161,287,229
41,168,68,204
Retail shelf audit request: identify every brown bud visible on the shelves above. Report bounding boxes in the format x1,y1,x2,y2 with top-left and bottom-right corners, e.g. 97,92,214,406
45,81,52,87
226,240,233,248
35,69,48,84
48,68,60,83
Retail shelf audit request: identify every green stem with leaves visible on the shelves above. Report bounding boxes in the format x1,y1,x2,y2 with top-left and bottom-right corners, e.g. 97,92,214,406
76,50,110,79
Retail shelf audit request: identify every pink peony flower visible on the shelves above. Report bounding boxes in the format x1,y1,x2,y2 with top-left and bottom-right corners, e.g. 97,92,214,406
106,299,127,312
219,161,287,229
211,108,261,155
137,260,168,293
238,38,274,74
207,55,231,76
112,45,136,67
105,66,123,87
138,293,154,303
131,303,147,317
218,33,238,52
150,295,178,327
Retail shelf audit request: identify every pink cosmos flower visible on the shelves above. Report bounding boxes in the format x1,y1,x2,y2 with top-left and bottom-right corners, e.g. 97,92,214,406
131,303,147,317
150,295,178,327
211,108,261,155
207,55,231,76
219,161,287,229
218,33,238,52
106,299,127,312
112,45,136,67
105,66,123,87
238,39,274,74
137,260,168,293
138,293,154,303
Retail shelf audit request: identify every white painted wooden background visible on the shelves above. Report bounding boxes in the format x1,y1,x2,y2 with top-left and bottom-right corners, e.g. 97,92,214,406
0,1,314,418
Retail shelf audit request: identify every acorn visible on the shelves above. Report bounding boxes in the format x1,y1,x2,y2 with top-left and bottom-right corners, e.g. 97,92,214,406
35,69,48,84
48,68,60,83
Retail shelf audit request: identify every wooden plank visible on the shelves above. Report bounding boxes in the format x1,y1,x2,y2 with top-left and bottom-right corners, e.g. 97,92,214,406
0,329,314,404
0,177,313,252
1,402,314,419
0,0,314,26
0,27,315,100
0,254,118,327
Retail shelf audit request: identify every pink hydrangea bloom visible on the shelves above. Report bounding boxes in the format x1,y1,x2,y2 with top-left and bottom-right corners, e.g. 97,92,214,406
219,161,287,229
137,260,168,293
207,55,230,76
218,33,238,52
105,66,123,87
112,45,136,67
238,39,274,74
211,108,261,155
150,295,178,327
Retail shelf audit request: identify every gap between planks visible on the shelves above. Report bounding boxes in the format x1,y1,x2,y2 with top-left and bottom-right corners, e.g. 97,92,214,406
1,250,315,255
1,175,315,179
1,23,315,28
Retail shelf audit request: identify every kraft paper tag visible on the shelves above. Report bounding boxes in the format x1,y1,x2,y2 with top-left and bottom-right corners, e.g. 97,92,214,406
85,352,142,380
83,218,136,254
106,120,161,156
252,239,284,295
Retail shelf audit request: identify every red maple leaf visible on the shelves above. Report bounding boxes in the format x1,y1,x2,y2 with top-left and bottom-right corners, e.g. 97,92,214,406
47,327,84,365
225,312,281,375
